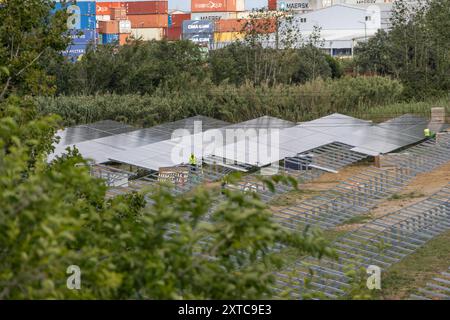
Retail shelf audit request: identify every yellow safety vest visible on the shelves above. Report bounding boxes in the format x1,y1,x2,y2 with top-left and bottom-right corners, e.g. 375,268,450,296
424,128,431,137
189,154,197,165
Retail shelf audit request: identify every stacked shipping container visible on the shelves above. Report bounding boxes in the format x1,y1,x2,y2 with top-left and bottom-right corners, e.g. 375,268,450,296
125,1,168,40
97,6,131,45
188,0,247,45
167,12,191,41
96,1,168,42
182,20,215,45
55,0,97,60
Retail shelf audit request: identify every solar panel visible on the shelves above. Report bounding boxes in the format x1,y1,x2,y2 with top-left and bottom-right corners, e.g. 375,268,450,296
48,116,230,163
379,114,450,139
209,113,443,167
222,116,295,130
108,116,296,170
54,120,135,147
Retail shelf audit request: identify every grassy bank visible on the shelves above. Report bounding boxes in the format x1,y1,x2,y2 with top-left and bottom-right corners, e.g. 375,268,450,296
377,230,450,300
35,76,447,127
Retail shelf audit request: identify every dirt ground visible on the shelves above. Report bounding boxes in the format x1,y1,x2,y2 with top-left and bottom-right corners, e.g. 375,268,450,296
367,160,450,219
269,163,371,211
270,160,450,232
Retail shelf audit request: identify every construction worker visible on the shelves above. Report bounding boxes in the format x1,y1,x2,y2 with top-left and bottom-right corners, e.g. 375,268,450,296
188,153,198,173
424,128,436,139
189,153,197,166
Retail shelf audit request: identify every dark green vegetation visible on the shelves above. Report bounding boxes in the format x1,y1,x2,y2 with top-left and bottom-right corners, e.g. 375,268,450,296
355,0,450,98
1,0,450,300
36,76,406,126
0,0,337,299
34,0,450,127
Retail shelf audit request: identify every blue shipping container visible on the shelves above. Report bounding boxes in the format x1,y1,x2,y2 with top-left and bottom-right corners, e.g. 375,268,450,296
62,44,88,58
68,29,97,45
101,34,119,45
182,20,215,34
54,1,96,30
183,33,214,45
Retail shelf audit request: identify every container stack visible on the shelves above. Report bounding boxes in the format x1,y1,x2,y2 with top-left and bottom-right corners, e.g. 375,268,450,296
125,1,168,41
190,0,246,45
96,1,169,43
167,11,191,41
54,0,97,60
182,20,215,46
96,2,130,45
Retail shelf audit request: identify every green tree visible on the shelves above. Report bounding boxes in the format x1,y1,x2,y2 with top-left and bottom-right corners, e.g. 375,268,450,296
355,0,450,98
0,0,70,99
0,96,335,299
49,40,207,95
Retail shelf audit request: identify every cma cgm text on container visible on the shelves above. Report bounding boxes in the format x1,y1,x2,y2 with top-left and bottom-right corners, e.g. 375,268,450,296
182,20,215,34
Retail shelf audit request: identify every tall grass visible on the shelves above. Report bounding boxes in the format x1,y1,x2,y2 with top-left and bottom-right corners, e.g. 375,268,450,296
35,76,448,126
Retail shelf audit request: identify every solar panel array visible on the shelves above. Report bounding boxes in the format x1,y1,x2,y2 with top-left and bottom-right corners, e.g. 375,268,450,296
273,135,450,231
49,116,230,163
211,113,443,167
54,120,135,147
50,113,447,172
109,116,296,170
275,183,450,299
410,266,450,300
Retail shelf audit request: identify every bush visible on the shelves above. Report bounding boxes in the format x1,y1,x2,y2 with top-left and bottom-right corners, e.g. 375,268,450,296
36,76,407,126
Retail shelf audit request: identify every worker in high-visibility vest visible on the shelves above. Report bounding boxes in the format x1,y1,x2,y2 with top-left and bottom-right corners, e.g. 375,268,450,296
424,128,436,139
189,153,197,166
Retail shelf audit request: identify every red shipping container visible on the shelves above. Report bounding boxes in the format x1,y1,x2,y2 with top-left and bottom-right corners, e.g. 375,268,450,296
167,27,182,41
192,0,243,13
96,2,122,15
128,14,169,28
268,0,277,11
170,13,191,28
98,20,119,34
122,1,168,15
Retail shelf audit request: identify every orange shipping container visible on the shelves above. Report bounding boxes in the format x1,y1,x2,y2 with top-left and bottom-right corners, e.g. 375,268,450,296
215,19,247,32
119,33,129,45
216,18,276,34
128,14,169,28
96,2,122,15
191,0,245,13
111,7,127,20
250,18,277,34
122,1,168,14
98,20,119,34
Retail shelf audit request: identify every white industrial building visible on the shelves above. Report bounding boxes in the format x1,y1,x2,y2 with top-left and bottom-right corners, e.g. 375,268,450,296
275,3,383,56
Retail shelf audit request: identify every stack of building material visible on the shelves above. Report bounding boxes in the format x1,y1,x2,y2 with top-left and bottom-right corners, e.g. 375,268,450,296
55,0,97,60
431,107,447,124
